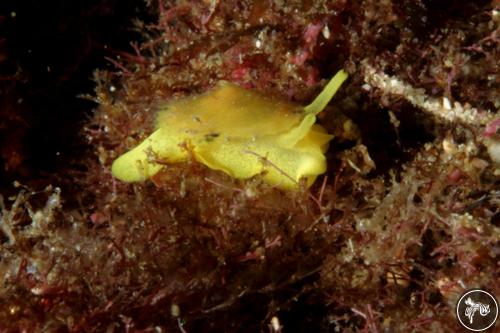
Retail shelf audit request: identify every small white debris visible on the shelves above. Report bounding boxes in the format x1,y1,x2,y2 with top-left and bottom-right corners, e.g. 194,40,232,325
171,303,180,317
322,25,331,39
31,287,44,295
442,97,451,110
388,110,400,129
442,137,457,154
348,238,354,254
10,12,16,18
270,316,281,332
109,85,116,92
485,138,500,164
346,158,362,173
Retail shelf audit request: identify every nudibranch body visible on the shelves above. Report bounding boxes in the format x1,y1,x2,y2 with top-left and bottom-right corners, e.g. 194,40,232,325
111,70,348,189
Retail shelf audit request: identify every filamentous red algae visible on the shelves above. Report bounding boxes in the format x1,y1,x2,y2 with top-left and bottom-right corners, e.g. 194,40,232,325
0,0,499,332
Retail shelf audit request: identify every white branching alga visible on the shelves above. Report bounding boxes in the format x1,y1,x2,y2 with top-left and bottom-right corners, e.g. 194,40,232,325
361,61,496,126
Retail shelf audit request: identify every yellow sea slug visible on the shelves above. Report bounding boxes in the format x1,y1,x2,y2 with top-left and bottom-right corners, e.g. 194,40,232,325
111,70,348,189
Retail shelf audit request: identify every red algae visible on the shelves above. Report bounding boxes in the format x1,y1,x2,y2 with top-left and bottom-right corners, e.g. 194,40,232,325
0,0,499,332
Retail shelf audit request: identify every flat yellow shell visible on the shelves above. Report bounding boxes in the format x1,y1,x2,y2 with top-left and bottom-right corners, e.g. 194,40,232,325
111,70,348,189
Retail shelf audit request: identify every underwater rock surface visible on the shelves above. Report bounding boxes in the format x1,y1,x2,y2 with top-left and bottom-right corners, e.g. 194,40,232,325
0,0,499,331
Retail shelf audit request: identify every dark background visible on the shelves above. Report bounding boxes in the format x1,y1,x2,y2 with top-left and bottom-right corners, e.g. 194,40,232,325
0,0,152,188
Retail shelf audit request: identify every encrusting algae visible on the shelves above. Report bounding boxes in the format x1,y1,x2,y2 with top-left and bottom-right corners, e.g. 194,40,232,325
112,70,348,189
